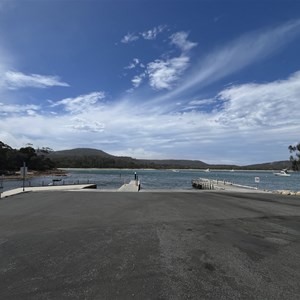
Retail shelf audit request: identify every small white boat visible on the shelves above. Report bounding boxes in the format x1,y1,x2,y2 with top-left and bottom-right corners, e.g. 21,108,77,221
204,168,210,172
274,169,290,177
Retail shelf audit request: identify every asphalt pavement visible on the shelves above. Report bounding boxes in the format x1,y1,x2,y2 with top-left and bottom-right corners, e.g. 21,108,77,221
0,191,299,299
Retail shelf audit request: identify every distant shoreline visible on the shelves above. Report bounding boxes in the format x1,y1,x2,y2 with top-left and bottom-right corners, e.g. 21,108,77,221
58,168,293,172
1,169,67,180
1,167,296,181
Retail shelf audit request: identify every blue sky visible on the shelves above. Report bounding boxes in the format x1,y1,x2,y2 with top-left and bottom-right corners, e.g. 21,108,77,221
1,0,300,165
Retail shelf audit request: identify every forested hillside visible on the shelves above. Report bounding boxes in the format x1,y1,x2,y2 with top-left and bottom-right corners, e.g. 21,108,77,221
0,141,55,174
49,149,209,169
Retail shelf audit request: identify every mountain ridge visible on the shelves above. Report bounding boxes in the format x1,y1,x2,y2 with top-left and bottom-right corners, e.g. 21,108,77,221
49,148,291,170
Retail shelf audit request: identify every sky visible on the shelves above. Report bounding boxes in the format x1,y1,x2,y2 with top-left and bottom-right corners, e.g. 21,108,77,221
0,0,300,165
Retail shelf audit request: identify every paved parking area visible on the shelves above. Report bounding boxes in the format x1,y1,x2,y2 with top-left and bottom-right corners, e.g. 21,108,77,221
0,191,299,299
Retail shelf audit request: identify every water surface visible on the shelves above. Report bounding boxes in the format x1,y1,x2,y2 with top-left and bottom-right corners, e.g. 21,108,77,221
1,169,300,192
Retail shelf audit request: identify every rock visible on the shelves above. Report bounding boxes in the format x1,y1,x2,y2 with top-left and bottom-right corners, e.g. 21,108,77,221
274,190,282,194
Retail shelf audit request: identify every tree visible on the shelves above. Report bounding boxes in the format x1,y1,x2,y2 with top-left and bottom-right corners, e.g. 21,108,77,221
0,142,13,171
289,143,300,171
0,141,56,172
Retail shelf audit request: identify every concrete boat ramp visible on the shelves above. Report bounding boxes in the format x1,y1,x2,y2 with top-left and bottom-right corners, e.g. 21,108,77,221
117,180,141,192
1,180,142,198
0,183,97,198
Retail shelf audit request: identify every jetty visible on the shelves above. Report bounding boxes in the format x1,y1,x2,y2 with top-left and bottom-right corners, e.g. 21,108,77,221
192,178,268,193
118,180,141,192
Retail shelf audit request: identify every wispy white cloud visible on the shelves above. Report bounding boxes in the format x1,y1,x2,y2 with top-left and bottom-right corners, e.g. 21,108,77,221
121,25,166,44
170,31,197,52
122,28,196,91
67,117,105,133
147,56,190,90
0,102,40,115
125,58,141,69
164,19,300,100
131,74,145,88
50,91,105,113
189,98,216,106
141,25,166,40
3,71,69,89
181,98,217,111
121,32,139,43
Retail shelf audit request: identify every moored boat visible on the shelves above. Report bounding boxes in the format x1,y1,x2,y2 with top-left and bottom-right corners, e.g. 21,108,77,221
274,169,290,177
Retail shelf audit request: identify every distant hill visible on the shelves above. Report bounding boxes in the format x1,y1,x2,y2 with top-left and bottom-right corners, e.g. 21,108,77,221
49,148,114,158
139,159,209,169
49,148,208,169
49,148,136,168
243,160,291,170
48,147,291,170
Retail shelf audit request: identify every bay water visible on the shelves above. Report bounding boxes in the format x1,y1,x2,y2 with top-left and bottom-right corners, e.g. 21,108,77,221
1,169,300,192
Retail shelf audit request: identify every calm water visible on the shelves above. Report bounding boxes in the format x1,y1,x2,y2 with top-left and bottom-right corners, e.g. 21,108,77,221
1,169,300,192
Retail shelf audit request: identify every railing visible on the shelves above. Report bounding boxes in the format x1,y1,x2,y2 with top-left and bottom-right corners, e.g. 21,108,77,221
192,179,214,190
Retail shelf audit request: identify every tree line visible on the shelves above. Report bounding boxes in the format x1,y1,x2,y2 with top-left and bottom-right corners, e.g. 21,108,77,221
0,141,55,174
289,143,300,171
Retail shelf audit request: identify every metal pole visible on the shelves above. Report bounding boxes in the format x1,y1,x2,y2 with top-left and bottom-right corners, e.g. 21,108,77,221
0,175,3,199
22,162,26,192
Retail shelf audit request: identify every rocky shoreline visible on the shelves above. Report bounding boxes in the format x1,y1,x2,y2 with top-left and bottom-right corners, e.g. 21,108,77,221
274,190,300,196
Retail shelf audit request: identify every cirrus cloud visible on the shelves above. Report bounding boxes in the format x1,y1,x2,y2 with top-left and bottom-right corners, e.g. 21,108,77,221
3,71,70,89
141,25,166,40
50,91,105,113
121,32,139,44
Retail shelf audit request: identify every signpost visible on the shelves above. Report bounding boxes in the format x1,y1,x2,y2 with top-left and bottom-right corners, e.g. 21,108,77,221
20,162,27,192
255,176,260,189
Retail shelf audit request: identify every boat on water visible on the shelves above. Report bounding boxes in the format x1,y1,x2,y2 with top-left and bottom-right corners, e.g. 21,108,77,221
204,168,210,172
274,169,291,177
